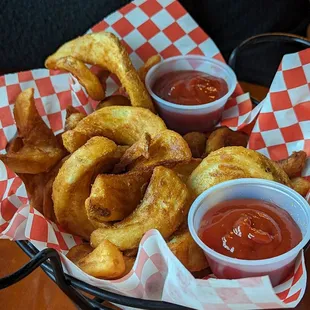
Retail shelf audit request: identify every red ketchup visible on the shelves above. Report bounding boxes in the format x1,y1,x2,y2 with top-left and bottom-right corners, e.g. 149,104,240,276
199,199,302,260
152,70,228,106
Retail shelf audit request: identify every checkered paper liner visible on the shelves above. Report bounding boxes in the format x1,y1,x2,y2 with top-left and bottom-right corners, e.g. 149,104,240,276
0,0,309,308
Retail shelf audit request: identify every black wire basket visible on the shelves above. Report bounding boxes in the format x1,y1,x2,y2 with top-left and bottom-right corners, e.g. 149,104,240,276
1,33,310,310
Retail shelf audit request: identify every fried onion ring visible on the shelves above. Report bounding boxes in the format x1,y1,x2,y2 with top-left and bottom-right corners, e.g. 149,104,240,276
55,56,105,101
62,106,166,153
45,31,154,111
52,136,117,239
90,166,192,250
96,95,131,110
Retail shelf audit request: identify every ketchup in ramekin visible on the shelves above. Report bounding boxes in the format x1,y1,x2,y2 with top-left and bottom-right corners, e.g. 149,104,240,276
145,56,237,134
198,199,302,260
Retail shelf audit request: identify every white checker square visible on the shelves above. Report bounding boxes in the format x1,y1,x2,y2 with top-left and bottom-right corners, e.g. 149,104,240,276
287,140,305,155
140,259,158,286
174,35,196,55
149,32,172,52
274,108,298,127
236,93,250,104
302,158,310,177
261,129,285,147
208,278,241,288
4,74,19,86
303,63,310,83
3,125,17,144
228,304,259,310
123,29,147,50
20,81,40,98
0,87,9,107
51,74,70,93
270,71,287,92
177,14,197,32
126,7,149,28
158,0,174,7
143,234,161,256
42,94,61,114
258,94,274,113
299,121,310,139
134,0,147,5
282,53,302,70
104,26,120,38
194,285,224,303
105,10,123,25
199,39,219,58
32,69,50,80
151,9,174,30
288,85,310,105
257,148,271,158
130,52,144,70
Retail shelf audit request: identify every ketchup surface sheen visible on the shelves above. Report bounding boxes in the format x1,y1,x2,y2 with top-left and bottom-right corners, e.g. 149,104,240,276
152,70,228,105
199,199,302,260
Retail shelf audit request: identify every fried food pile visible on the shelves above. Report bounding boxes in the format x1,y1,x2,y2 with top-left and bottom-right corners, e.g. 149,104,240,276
1,31,309,281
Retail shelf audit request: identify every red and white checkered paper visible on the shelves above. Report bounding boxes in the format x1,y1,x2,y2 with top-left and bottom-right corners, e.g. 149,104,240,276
0,0,309,309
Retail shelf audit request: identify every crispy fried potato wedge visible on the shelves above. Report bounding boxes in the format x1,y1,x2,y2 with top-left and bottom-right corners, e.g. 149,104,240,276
113,133,151,173
90,166,192,250
168,227,208,272
129,130,192,171
45,32,154,111
77,240,125,279
96,95,131,110
183,132,207,158
53,137,118,239
291,177,310,197
0,89,65,173
66,244,93,264
65,106,86,131
205,126,248,156
188,146,292,196
172,158,202,183
86,169,152,223
277,151,307,178
123,256,135,276
55,56,105,101
62,106,166,153
138,55,161,83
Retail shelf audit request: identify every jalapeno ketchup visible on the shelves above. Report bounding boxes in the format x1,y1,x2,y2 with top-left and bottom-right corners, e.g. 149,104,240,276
199,199,302,260
152,70,228,105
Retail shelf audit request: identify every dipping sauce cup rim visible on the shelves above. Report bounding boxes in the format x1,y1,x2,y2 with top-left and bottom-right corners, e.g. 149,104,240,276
188,178,310,266
145,55,237,111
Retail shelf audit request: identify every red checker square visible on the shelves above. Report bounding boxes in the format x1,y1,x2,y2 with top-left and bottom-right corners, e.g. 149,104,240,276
138,20,160,40
280,123,304,142
136,42,158,62
91,20,108,33
160,44,182,59
268,144,289,161
187,46,204,56
47,243,61,251
57,91,72,110
276,288,290,300
238,100,251,116
270,90,292,111
7,84,22,104
17,71,33,82
54,230,69,251
258,112,278,131
0,222,8,233
119,2,136,15
140,0,163,17
283,66,307,89
0,76,5,87
304,139,310,156
1,198,17,221
163,23,186,42
49,69,63,76
34,98,46,116
294,101,310,122
216,287,252,303
292,262,303,286
299,49,310,65
224,97,237,110
166,1,187,20
112,17,134,37
30,215,48,242
248,132,266,150
0,180,7,201
120,39,133,54
0,129,7,150
134,248,149,278
189,27,209,45
221,116,239,128
47,112,63,132
0,106,14,127
8,177,23,196
283,290,301,304
36,77,55,97
6,167,17,179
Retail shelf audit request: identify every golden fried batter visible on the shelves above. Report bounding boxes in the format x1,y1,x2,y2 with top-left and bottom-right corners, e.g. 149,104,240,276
183,132,207,158
188,146,292,196
277,151,307,178
291,177,310,197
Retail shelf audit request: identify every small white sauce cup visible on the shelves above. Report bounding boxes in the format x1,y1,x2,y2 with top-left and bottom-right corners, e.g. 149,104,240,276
145,55,237,134
188,178,310,286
